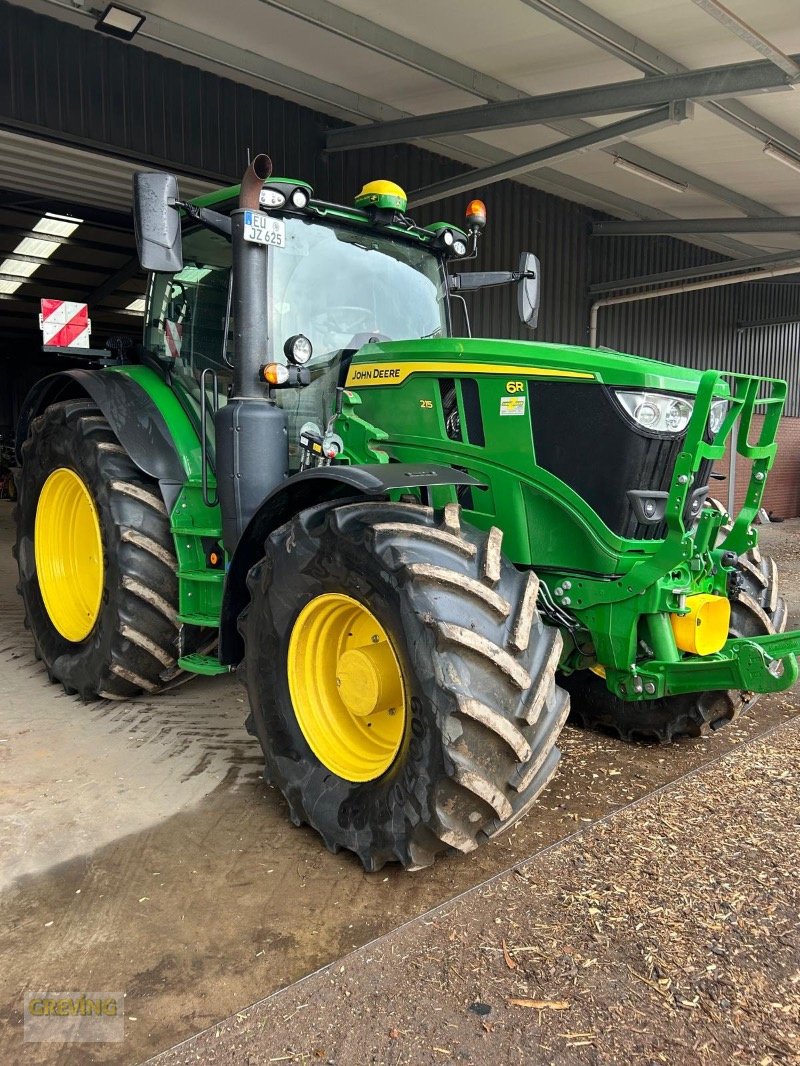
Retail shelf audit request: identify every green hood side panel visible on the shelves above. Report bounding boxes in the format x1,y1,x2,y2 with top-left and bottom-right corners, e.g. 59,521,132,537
340,337,723,575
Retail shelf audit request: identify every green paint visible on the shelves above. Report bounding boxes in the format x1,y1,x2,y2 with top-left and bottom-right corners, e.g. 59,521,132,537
339,338,796,698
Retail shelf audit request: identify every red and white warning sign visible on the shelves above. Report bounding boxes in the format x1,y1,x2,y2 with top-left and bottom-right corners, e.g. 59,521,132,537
39,299,92,348
164,319,183,361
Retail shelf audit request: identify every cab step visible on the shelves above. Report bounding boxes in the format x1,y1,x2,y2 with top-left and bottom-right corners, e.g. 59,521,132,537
177,653,230,676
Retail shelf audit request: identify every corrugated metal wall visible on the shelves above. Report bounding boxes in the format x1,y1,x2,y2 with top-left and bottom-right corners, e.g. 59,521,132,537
1,0,799,412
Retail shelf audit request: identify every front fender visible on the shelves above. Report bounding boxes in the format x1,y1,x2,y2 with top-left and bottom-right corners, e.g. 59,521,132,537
219,462,482,665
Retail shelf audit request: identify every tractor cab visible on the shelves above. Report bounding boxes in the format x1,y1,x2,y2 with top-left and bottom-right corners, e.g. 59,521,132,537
137,171,539,472
144,205,448,468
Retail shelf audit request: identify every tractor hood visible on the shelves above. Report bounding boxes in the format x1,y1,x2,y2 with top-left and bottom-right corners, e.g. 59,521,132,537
345,337,730,399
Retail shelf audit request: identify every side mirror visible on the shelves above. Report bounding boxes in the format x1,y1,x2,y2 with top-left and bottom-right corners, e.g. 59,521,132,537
517,252,540,329
133,172,183,272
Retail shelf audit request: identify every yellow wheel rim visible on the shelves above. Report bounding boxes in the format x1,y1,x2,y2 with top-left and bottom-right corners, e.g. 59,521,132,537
34,468,104,642
287,593,406,782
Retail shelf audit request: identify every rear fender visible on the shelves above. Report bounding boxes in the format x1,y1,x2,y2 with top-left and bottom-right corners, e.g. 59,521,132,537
219,463,482,665
16,368,188,489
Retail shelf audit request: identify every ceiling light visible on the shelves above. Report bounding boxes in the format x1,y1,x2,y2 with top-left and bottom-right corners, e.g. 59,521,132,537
126,297,146,314
763,141,800,175
612,156,688,194
95,4,145,40
0,213,82,296
34,216,82,238
45,211,84,224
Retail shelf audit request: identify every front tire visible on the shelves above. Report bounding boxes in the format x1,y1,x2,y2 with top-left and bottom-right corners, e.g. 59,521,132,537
241,500,569,871
15,400,180,699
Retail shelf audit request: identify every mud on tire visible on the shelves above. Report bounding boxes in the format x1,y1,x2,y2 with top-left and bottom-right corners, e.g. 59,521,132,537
15,400,179,699
241,500,569,871
564,545,787,742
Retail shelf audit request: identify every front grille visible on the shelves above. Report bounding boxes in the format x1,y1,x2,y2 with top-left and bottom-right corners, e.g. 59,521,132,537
529,381,707,540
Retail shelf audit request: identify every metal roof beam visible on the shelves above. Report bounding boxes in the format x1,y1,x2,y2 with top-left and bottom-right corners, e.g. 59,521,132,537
257,0,521,103
27,0,772,257
0,223,131,254
738,313,800,329
256,0,777,218
523,0,800,158
689,0,800,77
0,249,112,271
545,114,776,217
325,53,799,150
594,217,800,235
87,257,143,308
590,248,800,294
408,104,687,207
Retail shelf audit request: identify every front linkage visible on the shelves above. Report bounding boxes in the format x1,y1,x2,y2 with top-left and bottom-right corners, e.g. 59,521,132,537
551,369,800,701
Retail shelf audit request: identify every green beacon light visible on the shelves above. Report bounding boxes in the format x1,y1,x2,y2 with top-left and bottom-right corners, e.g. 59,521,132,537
355,180,408,213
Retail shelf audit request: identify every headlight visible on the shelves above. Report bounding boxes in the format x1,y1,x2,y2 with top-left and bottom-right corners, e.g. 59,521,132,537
615,390,694,434
291,188,310,209
453,239,468,256
284,333,313,365
260,188,286,208
709,399,728,436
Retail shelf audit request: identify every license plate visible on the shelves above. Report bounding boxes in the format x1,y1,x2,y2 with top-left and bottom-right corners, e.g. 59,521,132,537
243,210,285,247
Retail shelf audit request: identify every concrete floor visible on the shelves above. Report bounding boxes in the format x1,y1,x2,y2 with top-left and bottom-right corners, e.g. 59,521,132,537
1,504,799,1065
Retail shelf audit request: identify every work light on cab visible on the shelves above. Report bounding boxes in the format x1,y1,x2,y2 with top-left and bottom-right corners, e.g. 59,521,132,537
284,334,313,366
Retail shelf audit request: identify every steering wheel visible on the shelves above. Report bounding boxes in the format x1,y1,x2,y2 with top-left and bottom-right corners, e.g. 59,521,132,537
310,305,374,336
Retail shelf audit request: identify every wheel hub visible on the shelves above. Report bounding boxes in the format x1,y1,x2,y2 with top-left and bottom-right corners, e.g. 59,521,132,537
34,467,104,643
287,593,406,782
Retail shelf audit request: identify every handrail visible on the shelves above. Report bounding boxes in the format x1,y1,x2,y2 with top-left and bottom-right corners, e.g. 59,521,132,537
200,367,219,507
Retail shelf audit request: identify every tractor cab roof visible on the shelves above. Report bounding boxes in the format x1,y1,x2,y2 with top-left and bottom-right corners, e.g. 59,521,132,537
188,179,466,253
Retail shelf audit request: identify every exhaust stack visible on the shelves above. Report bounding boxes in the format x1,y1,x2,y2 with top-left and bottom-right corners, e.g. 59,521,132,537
216,153,288,555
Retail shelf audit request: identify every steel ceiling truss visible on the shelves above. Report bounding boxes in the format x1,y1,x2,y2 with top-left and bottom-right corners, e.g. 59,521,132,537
522,0,800,159
264,0,781,225
590,249,800,296
324,53,800,150
408,104,689,207
32,0,777,256
594,217,800,236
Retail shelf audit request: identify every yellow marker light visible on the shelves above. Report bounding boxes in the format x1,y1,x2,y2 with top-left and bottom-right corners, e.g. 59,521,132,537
671,594,731,656
261,362,289,385
355,180,408,213
465,199,487,229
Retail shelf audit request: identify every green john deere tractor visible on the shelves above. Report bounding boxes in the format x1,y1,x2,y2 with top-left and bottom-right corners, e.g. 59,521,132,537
14,154,800,870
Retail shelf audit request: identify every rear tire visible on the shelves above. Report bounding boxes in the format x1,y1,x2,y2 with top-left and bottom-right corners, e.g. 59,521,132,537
241,500,569,871
15,400,180,699
564,546,787,742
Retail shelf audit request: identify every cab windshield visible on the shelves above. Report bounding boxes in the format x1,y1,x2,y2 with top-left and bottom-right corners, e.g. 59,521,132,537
271,216,448,357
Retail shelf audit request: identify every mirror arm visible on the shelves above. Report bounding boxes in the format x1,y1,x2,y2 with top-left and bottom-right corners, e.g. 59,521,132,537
449,270,536,292
178,202,233,239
